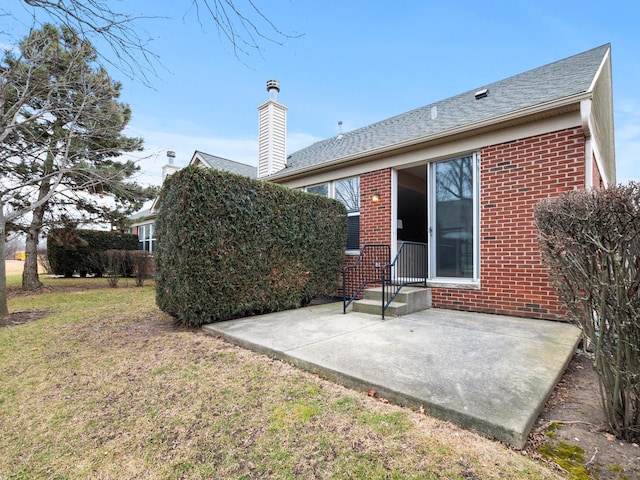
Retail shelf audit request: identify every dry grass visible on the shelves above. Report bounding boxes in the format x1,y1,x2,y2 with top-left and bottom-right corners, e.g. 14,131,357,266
0,277,565,479
5,260,25,275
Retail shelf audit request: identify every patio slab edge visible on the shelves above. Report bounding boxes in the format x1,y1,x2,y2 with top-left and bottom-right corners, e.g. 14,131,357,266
202,317,581,449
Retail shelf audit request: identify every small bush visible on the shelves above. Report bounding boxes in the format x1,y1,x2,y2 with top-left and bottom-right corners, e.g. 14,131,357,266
155,166,347,326
104,250,127,287
103,250,152,287
130,251,153,286
535,183,640,442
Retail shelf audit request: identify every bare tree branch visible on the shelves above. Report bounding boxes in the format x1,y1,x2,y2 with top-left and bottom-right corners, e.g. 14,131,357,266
6,0,301,84
21,0,160,84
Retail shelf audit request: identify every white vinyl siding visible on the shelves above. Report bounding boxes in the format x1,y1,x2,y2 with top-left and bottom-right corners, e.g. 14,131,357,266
257,101,287,178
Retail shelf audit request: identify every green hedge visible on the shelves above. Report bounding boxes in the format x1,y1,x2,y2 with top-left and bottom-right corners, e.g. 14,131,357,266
47,228,138,277
155,166,347,326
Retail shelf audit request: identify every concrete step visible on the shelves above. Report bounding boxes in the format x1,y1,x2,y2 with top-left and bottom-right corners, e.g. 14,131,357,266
363,286,432,314
352,298,407,317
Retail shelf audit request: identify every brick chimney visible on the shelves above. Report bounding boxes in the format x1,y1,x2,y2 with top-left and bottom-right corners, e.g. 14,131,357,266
257,79,287,178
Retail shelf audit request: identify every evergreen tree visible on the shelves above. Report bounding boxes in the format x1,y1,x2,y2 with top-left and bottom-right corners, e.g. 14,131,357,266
0,25,156,314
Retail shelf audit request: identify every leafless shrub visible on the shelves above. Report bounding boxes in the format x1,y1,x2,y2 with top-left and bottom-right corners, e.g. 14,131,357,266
37,252,52,274
535,183,640,442
128,250,152,287
103,249,151,287
104,249,128,287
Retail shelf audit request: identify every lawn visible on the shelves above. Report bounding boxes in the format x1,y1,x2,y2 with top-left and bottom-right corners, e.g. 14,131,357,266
0,273,564,479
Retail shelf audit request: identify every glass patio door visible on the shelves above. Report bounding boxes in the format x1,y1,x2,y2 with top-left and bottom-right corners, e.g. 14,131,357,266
429,154,478,280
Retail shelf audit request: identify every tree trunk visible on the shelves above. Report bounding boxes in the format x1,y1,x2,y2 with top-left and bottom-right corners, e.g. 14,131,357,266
22,145,55,291
22,203,46,290
0,211,9,317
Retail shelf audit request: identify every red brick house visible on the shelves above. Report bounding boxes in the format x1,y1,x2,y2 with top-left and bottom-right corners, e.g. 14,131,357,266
258,44,615,320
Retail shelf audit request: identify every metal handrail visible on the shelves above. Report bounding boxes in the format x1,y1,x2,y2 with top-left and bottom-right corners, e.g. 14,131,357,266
342,244,390,313
381,241,428,319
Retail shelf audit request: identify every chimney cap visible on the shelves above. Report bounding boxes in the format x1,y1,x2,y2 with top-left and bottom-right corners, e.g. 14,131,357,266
266,79,280,92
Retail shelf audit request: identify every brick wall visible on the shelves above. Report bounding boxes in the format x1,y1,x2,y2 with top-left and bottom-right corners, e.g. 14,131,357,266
360,169,393,245
432,127,586,319
346,127,586,320
339,169,392,299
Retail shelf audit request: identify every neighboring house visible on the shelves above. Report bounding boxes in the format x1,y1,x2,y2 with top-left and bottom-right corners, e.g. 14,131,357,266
128,208,156,252
128,150,257,252
255,44,614,320
190,150,257,178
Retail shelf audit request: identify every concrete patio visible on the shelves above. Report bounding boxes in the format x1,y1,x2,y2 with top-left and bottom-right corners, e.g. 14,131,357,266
203,302,581,448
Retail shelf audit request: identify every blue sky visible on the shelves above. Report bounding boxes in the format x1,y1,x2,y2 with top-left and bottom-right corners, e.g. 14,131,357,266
3,1,639,186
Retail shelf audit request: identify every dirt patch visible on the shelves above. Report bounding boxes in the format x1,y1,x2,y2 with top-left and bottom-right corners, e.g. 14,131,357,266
528,350,640,479
0,309,51,328
6,282,109,299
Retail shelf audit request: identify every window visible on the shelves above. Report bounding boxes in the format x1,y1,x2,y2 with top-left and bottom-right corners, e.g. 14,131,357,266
306,177,360,251
306,183,328,196
429,154,478,280
334,177,360,251
138,223,156,253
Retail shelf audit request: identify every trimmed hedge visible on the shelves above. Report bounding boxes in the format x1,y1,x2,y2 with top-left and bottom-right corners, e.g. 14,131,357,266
47,228,138,277
155,166,347,326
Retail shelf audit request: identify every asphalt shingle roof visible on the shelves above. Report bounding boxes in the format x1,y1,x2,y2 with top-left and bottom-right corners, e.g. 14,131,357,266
194,150,257,178
284,44,610,174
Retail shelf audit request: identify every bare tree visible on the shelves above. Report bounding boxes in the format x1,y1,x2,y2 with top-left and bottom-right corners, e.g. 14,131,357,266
5,0,299,84
191,0,298,57
3,233,23,260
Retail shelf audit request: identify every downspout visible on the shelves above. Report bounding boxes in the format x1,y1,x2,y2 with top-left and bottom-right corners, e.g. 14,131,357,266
580,98,593,188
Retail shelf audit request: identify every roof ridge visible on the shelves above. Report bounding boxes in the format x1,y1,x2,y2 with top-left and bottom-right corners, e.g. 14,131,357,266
195,150,256,168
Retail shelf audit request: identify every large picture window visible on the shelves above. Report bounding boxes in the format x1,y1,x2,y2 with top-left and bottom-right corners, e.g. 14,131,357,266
429,154,478,280
306,176,360,251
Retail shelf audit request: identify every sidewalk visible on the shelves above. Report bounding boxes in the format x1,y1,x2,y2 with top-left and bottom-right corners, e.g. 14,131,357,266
203,302,581,448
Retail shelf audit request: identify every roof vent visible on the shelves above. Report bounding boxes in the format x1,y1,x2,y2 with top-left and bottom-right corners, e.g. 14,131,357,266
474,88,489,100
